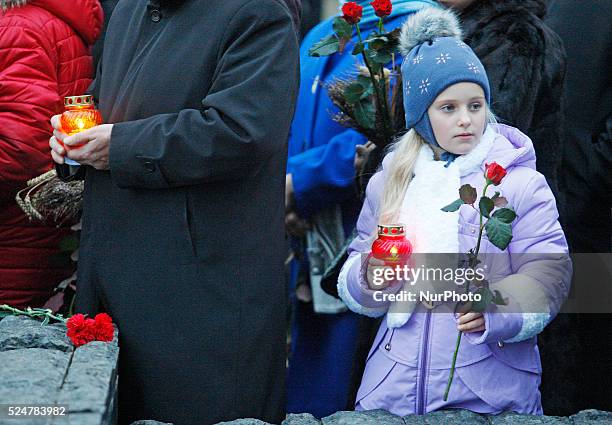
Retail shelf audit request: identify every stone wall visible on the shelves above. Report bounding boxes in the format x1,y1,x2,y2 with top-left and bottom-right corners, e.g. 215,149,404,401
1,315,610,425
0,315,119,425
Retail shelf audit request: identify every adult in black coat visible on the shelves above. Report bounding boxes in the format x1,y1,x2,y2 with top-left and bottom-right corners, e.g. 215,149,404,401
439,0,566,198
49,0,299,424
542,0,612,416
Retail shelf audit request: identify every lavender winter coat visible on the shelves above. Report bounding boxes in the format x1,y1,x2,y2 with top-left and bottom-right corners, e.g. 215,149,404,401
337,124,571,415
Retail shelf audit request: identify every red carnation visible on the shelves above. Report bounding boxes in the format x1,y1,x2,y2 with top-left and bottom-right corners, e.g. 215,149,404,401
66,313,115,347
484,162,507,185
342,2,363,25
370,0,392,17
93,313,115,342
66,314,96,347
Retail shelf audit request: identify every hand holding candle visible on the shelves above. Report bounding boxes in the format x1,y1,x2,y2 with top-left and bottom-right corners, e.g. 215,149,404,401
49,96,113,170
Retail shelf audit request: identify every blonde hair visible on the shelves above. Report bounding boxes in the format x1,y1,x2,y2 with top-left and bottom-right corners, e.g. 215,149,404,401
378,107,497,224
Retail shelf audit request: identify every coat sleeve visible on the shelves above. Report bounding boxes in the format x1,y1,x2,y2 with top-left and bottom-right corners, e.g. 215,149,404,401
108,0,299,190
467,169,572,345
287,128,367,219
0,23,60,206
337,171,400,316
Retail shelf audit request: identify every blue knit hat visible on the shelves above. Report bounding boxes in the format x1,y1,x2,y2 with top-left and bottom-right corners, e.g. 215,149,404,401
399,8,491,149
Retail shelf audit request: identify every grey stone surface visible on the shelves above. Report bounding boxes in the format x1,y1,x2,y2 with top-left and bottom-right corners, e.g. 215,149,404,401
489,412,571,424
570,409,612,424
56,342,119,414
130,421,174,425
56,341,119,425
0,348,70,404
423,409,489,424
215,420,271,425
322,409,404,425
0,315,119,425
0,316,72,353
282,413,321,425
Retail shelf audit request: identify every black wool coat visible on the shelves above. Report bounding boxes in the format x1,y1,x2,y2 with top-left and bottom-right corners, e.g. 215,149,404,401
76,1,299,424
458,0,566,198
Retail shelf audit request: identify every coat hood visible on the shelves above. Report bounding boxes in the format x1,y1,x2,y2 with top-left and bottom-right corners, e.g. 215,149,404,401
485,123,537,171
1,0,104,45
461,0,548,20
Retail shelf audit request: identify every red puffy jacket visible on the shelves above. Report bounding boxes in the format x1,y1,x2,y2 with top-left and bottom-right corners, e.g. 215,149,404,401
0,0,103,308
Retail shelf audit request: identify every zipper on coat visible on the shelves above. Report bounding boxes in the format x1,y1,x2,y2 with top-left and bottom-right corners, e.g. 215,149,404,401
417,310,432,414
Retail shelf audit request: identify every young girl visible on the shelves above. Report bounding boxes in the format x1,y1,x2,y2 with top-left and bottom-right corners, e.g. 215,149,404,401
337,8,571,415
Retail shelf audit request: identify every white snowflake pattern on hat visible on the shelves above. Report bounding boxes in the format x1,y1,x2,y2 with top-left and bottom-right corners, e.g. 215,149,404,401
404,80,411,96
456,40,469,49
436,53,451,64
467,63,480,73
412,54,423,65
419,78,430,94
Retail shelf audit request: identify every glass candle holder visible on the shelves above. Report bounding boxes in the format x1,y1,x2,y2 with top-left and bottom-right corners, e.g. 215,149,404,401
60,95,102,166
371,224,413,266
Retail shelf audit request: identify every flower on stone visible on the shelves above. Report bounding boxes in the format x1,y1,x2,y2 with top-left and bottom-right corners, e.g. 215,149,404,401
342,2,363,25
66,313,115,347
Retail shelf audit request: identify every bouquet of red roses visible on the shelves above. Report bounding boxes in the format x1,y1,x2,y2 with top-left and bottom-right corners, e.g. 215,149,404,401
309,0,404,157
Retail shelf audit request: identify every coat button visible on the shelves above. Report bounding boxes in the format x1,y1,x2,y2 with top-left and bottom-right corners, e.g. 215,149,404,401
497,341,504,348
150,9,161,22
384,343,391,351
144,161,156,173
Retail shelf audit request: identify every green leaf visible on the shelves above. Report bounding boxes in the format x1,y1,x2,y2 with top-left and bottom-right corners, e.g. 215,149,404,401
492,207,517,224
369,50,393,64
308,35,340,57
491,191,500,200
369,36,389,51
471,287,494,312
492,290,508,306
365,50,383,73
484,217,513,250
441,199,464,212
333,17,352,39
41,316,50,326
344,83,365,104
352,41,365,55
479,196,494,218
459,184,477,205
353,99,375,129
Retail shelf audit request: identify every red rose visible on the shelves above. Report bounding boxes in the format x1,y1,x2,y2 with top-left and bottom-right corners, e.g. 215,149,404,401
370,0,392,17
485,162,507,185
66,314,96,347
93,313,115,342
342,2,363,24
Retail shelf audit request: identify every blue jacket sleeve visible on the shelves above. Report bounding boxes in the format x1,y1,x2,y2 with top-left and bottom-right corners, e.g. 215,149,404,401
287,128,367,218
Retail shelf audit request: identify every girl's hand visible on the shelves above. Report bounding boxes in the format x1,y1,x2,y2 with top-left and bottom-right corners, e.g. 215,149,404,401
366,256,396,290
456,312,485,333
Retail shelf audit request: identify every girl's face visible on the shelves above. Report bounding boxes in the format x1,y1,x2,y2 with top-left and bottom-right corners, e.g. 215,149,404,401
437,0,478,10
427,82,487,155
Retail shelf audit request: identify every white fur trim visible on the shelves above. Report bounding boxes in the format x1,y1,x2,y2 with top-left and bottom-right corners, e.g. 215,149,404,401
492,274,552,343
337,254,388,318
386,129,495,328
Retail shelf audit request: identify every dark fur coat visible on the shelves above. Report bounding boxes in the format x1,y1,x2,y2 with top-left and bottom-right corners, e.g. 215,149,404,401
459,0,566,198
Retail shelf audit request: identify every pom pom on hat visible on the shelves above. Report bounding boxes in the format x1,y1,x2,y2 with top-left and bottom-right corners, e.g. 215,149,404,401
399,7,462,56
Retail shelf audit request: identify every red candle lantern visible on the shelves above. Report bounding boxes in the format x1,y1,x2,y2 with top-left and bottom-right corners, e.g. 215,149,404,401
371,224,413,266
60,95,102,135
59,95,102,166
